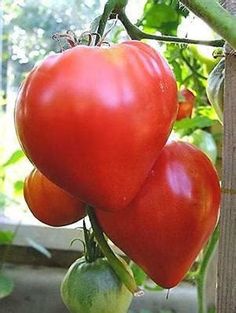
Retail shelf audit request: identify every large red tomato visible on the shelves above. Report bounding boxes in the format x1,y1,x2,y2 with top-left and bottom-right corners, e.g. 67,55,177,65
96,141,220,288
24,169,85,226
15,41,177,211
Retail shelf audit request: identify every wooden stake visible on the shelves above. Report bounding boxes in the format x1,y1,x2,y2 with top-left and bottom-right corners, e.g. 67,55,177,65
217,1,236,312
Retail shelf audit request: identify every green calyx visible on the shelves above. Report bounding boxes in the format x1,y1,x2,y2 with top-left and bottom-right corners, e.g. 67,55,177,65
83,220,104,263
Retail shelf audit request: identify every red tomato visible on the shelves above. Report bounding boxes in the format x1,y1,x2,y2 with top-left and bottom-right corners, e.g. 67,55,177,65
176,88,195,120
96,141,220,288
24,169,85,226
15,41,177,211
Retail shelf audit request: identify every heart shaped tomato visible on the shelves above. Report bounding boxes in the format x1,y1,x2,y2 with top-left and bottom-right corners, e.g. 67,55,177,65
15,41,177,211
96,141,220,288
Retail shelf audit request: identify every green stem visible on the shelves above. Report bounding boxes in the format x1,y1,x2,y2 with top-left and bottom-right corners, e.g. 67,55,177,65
180,0,236,50
196,225,220,313
179,49,207,80
118,10,224,47
96,0,117,42
86,205,139,294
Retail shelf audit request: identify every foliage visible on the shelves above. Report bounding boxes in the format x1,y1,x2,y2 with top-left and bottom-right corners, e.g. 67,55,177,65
141,0,189,35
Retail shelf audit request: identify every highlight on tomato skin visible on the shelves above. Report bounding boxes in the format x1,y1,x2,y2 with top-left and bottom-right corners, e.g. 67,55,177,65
176,88,195,121
24,169,86,227
95,141,221,289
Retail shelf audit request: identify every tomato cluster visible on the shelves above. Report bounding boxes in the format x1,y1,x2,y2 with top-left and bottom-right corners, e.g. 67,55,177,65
15,41,220,289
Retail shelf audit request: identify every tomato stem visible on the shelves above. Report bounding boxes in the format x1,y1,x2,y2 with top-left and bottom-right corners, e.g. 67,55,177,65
86,205,139,294
96,0,117,43
196,225,220,313
117,10,224,47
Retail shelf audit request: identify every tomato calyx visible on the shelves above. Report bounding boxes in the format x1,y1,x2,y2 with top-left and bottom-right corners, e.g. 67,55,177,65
82,220,104,263
52,16,118,52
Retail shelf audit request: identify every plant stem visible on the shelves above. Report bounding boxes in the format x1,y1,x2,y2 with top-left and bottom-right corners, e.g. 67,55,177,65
96,0,117,42
196,225,220,313
180,0,236,50
118,11,224,47
86,205,139,294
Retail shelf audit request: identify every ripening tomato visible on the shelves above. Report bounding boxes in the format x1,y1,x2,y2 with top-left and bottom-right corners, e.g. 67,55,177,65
96,141,220,288
15,41,177,211
61,257,133,313
24,169,85,226
176,88,195,120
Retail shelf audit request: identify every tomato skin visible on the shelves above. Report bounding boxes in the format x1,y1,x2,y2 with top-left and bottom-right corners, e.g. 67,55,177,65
24,169,85,226
15,41,177,211
96,141,220,288
176,88,195,120
61,257,133,313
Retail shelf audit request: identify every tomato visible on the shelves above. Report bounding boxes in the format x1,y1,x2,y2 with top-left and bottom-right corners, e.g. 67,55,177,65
182,129,217,164
15,41,177,211
96,141,220,288
176,88,195,121
61,256,132,313
24,169,85,226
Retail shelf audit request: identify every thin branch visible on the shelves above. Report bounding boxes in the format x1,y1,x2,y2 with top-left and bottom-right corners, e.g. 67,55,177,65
118,10,225,47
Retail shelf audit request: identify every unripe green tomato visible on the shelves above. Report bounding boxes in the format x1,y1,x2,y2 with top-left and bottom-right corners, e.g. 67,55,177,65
61,257,133,313
206,59,224,124
182,129,217,164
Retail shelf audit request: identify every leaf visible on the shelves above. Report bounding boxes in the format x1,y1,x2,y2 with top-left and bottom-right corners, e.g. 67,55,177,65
3,150,25,167
26,238,52,258
144,4,178,29
0,274,14,299
0,230,14,245
174,116,215,133
144,282,164,292
130,262,147,286
89,15,101,33
14,180,24,193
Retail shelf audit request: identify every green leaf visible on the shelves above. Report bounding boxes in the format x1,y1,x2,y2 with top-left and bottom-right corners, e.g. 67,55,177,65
144,282,164,291
0,230,14,245
174,116,215,133
144,4,178,29
14,180,24,193
0,274,14,299
89,15,101,33
26,238,52,258
3,150,25,167
130,262,147,286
